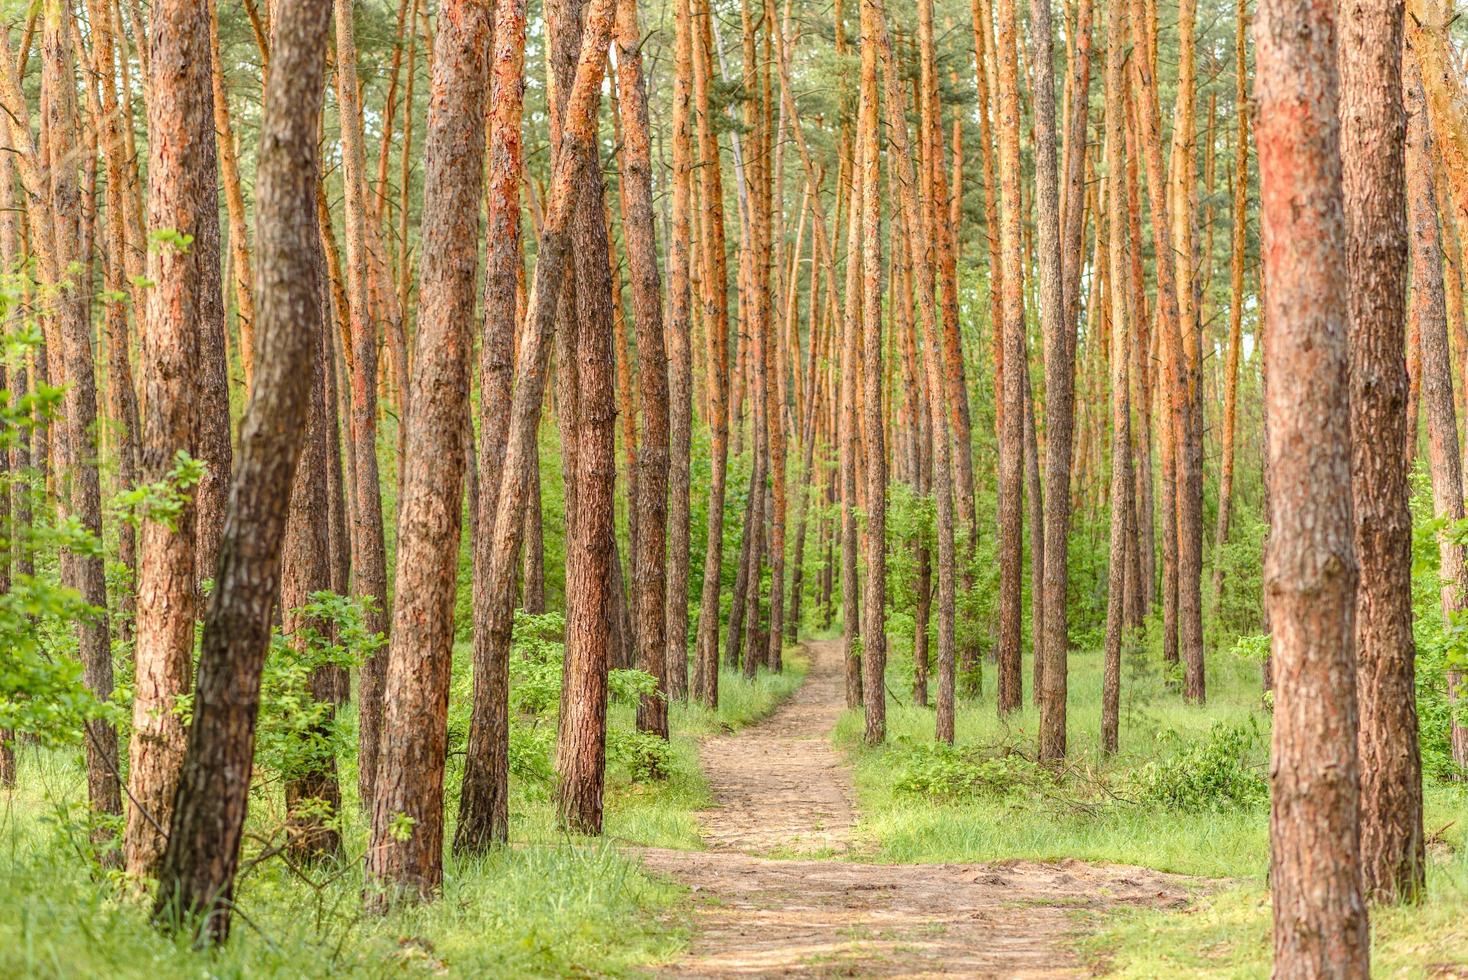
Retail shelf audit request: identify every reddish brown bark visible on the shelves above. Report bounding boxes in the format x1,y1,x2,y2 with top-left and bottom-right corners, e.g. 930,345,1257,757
366,0,492,906
1342,0,1424,907
125,0,211,879
1255,0,1372,969
153,0,332,936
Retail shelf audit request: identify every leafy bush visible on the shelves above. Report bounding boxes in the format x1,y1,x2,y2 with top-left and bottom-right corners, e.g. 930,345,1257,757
892,741,1041,802
1130,722,1268,812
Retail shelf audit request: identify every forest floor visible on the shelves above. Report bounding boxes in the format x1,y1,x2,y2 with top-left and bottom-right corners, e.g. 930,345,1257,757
633,641,1199,977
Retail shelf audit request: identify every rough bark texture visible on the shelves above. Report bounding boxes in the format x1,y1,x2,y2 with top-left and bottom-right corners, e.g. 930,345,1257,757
456,0,527,853
692,0,732,711
1100,0,1130,758
1255,0,1372,970
152,0,331,938
1341,0,1423,907
858,0,885,746
616,0,671,739
1032,0,1071,762
1213,0,1250,602
872,0,957,744
664,0,695,701
552,0,620,835
125,0,210,879
365,0,491,906
42,0,123,849
455,0,615,853
994,0,1025,715
334,0,392,813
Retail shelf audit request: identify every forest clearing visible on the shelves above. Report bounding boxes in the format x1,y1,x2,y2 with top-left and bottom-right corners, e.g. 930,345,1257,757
2,0,1468,975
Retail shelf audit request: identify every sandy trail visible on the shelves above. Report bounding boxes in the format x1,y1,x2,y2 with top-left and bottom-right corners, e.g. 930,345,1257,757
633,640,1194,977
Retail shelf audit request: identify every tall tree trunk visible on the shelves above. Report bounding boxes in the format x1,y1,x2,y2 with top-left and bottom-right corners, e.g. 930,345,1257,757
550,0,619,837
858,0,885,745
665,0,696,701
692,0,732,710
1212,0,1250,602
839,128,864,710
334,0,391,814
1032,0,1070,760
871,0,957,743
1342,0,1424,907
995,0,1025,715
366,0,491,906
1100,0,1130,755
151,0,331,937
455,0,616,854
1396,56,1449,894
124,0,210,879
41,0,123,853
615,0,670,738
1255,0,1372,970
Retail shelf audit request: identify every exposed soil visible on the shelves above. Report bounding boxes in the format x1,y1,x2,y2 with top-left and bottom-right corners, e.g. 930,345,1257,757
633,640,1198,978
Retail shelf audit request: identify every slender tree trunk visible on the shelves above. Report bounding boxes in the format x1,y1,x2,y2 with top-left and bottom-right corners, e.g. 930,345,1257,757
615,0,670,737
124,0,211,879
995,0,1025,715
1213,0,1250,602
665,0,695,701
1029,0,1068,755
1100,0,1130,755
334,0,391,814
858,0,885,745
366,0,491,906
692,0,732,710
40,1,123,853
1342,0,1424,907
1255,0,1372,970
871,0,957,743
209,1,256,392
455,0,616,854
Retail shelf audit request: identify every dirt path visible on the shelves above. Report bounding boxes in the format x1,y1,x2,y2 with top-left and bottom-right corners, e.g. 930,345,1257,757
634,640,1194,978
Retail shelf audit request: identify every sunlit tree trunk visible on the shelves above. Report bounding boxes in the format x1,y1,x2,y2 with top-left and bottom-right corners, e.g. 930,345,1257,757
665,0,696,700
858,0,885,745
1100,0,1130,754
151,0,332,937
39,0,123,852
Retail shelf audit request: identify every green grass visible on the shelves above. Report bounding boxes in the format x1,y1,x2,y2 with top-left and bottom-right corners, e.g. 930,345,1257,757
0,651,809,978
834,632,1468,975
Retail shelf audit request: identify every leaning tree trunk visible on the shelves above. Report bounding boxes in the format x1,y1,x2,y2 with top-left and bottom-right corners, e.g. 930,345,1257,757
151,0,332,940
1255,0,1372,971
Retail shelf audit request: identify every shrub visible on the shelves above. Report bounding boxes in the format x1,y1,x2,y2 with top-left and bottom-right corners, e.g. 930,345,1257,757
1130,722,1268,812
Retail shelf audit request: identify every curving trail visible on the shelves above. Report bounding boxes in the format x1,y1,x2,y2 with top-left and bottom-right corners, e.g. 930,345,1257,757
634,640,1195,978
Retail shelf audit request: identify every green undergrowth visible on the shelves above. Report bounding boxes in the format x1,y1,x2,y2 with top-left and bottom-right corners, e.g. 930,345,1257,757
835,622,1468,976
0,635,808,978
1084,859,1468,978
